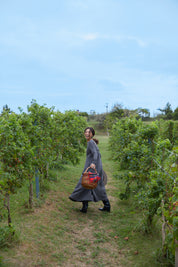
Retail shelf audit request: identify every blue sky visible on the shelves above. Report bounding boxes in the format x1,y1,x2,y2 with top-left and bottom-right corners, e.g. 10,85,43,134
0,0,178,115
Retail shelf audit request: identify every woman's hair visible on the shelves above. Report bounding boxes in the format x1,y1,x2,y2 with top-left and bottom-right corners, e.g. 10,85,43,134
84,127,99,144
93,138,99,144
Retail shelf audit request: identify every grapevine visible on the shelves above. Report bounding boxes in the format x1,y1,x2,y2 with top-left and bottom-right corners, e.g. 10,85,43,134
0,101,87,227
109,117,178,263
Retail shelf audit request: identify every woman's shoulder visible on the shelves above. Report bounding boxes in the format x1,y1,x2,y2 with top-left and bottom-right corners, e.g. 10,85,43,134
89,139,96,145
89,139,99,149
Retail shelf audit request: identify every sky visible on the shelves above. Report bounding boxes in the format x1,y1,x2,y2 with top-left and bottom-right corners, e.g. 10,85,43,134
0,0,178,115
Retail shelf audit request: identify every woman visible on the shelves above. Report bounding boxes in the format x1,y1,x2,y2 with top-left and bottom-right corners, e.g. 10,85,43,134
69,127,111,213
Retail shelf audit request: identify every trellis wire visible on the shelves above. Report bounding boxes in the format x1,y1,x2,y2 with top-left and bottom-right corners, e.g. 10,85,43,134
152,158,176,183
149,139,177,183
153,140,178,157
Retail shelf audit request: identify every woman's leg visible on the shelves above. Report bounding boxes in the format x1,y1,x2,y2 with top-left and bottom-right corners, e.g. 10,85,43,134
80,201,88,213
99,199,111,212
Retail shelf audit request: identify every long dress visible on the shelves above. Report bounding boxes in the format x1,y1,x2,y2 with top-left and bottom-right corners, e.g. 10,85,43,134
69,139,108,202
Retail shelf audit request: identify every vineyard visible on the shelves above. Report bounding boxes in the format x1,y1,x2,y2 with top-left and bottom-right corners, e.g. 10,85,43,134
0,100,87,226
109,117,178,265
0,102,178,266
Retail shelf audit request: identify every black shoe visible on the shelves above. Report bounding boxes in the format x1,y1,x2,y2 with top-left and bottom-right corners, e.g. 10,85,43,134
80,208,87,213
99,206,110,212
99,199,111,212
80,201,88,213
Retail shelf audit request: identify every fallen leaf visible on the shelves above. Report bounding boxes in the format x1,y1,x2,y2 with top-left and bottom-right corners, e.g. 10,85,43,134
134,251,139,255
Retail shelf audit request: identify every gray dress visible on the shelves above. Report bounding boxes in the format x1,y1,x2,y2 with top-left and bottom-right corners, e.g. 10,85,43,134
69,139,108,202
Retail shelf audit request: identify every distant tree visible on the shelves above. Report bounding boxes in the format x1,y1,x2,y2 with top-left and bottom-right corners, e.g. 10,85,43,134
110,103,124,118
158,102,173,119
123,109,130,117
1,105,12,114
78,111,89,118
89,110,96,120
173,107,178,120
135,108,150,120
104,103,124,131
164,103,173,119
95,113,106,130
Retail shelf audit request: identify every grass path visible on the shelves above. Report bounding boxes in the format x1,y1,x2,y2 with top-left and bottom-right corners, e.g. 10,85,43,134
1,136,162,267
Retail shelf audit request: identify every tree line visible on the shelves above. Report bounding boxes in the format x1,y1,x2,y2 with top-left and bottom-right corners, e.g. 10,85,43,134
78,102,178,132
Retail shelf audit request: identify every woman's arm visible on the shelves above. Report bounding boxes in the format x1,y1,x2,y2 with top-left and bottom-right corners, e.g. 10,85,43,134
89,140,98,169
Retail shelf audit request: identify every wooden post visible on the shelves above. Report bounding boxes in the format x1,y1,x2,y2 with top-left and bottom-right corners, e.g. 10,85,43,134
4,193,12,226
35,168,40,199
29,181,33,208
161,200,166,251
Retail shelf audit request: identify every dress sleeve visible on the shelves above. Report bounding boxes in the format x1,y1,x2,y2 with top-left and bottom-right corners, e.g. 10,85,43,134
89,140,98,165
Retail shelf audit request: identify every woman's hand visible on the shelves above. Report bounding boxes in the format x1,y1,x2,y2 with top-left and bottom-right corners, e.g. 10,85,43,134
90,163,96,169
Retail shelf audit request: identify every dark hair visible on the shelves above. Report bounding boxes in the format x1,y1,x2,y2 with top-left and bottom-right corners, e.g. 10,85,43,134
84,127,99,144
93,138,99,144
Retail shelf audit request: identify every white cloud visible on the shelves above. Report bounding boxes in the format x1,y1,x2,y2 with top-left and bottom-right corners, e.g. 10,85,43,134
80,32,147,47
126,36,147,47
82,33,98,41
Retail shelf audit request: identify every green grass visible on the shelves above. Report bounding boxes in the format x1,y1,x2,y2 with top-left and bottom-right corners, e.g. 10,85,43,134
0,135,171,266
